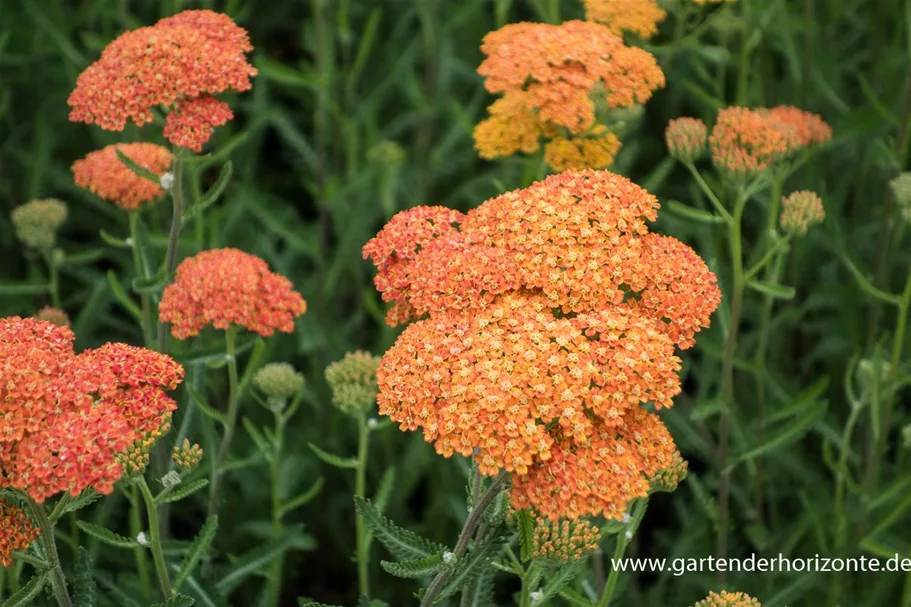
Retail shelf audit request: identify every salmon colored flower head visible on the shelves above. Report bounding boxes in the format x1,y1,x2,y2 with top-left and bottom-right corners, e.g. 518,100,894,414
0,499,39,566
693,590,762,607
72,143,173,210
583,0,667,39
780,190,825,236
709,107,797,177
666,117,709,163
0,317,183,502
764,105,832,148
159,248,307,339
68,10,256,151
34,306,71,328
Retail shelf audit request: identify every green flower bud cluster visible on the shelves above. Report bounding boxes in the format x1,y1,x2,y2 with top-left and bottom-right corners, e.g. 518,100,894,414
254,363,305,405
325,350,381,417
12,198,68,250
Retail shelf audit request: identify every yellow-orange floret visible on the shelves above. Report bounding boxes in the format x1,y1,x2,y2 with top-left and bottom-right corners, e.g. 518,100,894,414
0,499,39,566
709,107,797,177
693,590,762,607
159,248,307,339
72,143,173,210
544,128,621,171
583,0,667,39
474,92,544,160
531,515,601,560
163,96,234,153
764,105,832,149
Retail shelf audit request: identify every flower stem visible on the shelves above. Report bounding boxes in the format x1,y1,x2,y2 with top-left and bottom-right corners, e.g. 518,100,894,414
355,415,371,597
128,485,152,598
128,212,155,348
24,495,72,607
137,476,173,600
597,499,645,607
43,249,61,308
266,408,287,607
716,191,749,579
157,155,185,354
209,326,240,517
828,404,862,606
419,471,509,607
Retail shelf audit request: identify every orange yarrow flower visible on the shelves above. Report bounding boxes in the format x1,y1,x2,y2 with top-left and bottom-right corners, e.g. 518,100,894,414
763,105,832,148
0,499,39,566
531,515,601,561
159,248,307,339
709,107,797,177
666,117,708,163
780,190,825,236
163,96,235,153
544,128,622,171
693,590,762,607
68,10,256,151
583,0,667,39
366,170,720,519
72,143,173,210
0,317,183,503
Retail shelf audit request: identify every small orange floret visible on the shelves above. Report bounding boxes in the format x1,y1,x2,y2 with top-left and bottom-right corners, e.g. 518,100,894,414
163,96,234,152
0,499,39,566
583,0,667,39
159,248,307,339
531,515,601,561
68,10,255,147
709,107,796,177
544,128,621,171
473,93,543,159
72,143,173,210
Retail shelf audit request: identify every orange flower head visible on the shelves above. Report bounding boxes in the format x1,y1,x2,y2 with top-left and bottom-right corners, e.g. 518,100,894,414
158,248,307,339
0,499,39,566
709,107,797,177
163,96,234,153
780,190,825,236
34,306,71,327
478,21,664,134
666,117,708,163
583,0,667,39
764,105,832,148
693,590,762,607
531,515,601,561
0,317,183,502
72,143,173,210
544,127,621,171
473,92,544,160
68,10,256,149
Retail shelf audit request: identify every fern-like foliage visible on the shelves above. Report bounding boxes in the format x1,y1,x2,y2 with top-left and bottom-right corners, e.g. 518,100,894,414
380,553,445,578
0,571,48,607
149,595,195,607
437,532,507,601
73,547,97,607
353,496,445,560
173,516,218,591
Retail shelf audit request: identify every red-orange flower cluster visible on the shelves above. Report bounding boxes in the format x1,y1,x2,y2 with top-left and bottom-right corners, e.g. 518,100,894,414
764,105,832,148
583,0,667,39
68,10,256,151
0,317,183,503
474,20,664,169
0,499,39,566
365,170,720,519
159,248,307,339
72,143,173,210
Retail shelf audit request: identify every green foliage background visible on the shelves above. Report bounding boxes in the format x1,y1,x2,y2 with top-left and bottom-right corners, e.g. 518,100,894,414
1,0,910,605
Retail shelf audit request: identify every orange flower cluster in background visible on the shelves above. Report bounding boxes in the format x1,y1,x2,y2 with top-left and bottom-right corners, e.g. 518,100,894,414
159,248,307,339
364,170,720,519
0,317,183,503
0,499,39,566
780,190,825,236
583,0,667,39
473,20,665,170
68,10,256,151
72,143,173,210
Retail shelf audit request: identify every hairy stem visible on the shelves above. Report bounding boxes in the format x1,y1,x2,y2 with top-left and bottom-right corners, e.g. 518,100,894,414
209,326,240,518
356,415,371,597
137,476,172,599
157,155,185,354
25,495,72,607
266,408,287,607
128,211,155,348
128,485,152,598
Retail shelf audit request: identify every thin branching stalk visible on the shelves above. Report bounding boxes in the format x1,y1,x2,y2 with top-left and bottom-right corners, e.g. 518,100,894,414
137,476,173,600
828,403,863,606
266,406,288,607
597,499,646,607
419,472,510,607
25,494,72,607
355,415,371,597
128,485,152,598
128,211,155,348
43,249,60,308
157,155,185,354
209,326,241,518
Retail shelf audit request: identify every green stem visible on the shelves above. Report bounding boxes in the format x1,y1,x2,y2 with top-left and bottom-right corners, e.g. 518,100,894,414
44,249,61,308
355,415,371,597
716,191,748,579
519,563,538,607
128,212,155,348
828,405,862,606
266,409,287,607
597,499,646,607
419,472,510,607
157,155,185,354
684,163,733,223
208,326,240,517
128,486,152,598
734,0,751,104
10,551,50,569
24,495,72,607
137,476,173,600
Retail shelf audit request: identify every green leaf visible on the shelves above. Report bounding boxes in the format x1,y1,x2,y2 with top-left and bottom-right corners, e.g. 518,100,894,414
279,476,325,517
663,200,724,224
116,148,161,184
516,509,535,562
725,399,827,472
131,269,168,295
187,386,228,426
380,553,445,578
99,229,131,248
174,516,218,591
308,442,358,469
1,571,48,607
353,496,445,560
0,282,49,296
106,270,143,322
243,418,271,454
156,478,209,505
462,567,496,607
93,572,144,607
52,489,101,522
150,595,195,607
298,600,344,607
216,526,304,595
539,563,580,602
746,279,796,300
557,587,595,607
76,521,139,548
183,161,233,224
438,532,506,600
74,547,97,607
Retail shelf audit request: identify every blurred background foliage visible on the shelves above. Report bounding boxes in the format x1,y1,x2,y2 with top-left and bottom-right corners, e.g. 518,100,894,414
1,0,911,605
